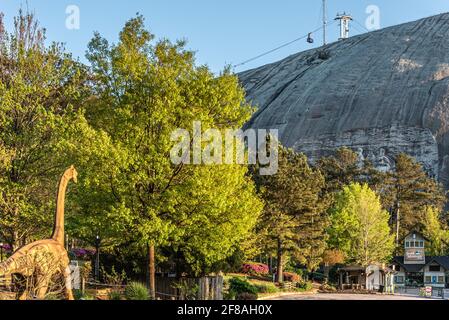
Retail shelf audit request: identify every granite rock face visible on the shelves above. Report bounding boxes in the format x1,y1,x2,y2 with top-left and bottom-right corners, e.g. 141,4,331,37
239,13,449,186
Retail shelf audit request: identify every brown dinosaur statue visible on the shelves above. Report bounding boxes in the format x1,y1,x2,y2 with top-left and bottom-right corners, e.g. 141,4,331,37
0,166,78,300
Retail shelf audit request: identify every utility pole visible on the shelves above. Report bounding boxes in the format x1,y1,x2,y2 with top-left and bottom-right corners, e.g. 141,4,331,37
396,201,400,249
322,0,327,46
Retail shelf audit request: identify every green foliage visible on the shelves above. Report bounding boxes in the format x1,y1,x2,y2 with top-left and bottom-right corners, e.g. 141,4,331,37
227,277,258,300
317,148,362,195
0,10,92,248
73,14,262,275
101,266,127,286
295,282,313,292
329,183,395,266
380,154,446,237
172,280,199,300
124,282,151,301
254,146,330,276
254,282,279,294
73,290,95,300
422,206,449,256
108,291,123,301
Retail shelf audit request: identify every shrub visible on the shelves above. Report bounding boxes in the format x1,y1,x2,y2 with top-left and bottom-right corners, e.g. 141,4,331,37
172,280,199,300
108,291,123,300
242,263,269,276
70,248,96,261
125,282,151,300
296,282,313,292
227,277,258,300
102,266,127,286
73,290,95,300
255,282,279,294
283,272,300,283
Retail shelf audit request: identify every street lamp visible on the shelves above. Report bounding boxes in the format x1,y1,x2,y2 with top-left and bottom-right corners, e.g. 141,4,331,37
94,235,101,282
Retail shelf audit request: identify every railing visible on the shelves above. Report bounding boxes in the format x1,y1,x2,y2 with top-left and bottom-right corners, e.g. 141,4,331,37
395,286,449,299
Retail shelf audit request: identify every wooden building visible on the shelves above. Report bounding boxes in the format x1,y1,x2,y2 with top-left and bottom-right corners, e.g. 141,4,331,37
391,231,449,289
337,264,395,293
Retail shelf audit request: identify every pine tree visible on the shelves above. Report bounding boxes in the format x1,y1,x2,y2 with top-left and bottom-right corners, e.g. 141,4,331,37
380,154,447,241
317,147,361,195
255,147,330,282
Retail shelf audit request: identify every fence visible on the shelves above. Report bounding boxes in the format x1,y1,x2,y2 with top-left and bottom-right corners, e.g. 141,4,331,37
395,286,449,299
0,274,224,301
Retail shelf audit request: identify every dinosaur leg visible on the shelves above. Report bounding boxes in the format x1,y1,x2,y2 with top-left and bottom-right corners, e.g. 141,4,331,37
63,266,74,300
36,276,50,300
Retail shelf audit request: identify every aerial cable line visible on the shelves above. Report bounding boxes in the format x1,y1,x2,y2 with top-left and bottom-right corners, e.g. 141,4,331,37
233,20,337,69
352,18,371,33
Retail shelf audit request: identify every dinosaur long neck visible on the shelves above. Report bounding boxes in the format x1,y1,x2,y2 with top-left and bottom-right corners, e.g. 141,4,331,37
52,173,69,245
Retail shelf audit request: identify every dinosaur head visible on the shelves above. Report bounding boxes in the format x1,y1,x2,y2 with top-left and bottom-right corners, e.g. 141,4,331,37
68,165,78,184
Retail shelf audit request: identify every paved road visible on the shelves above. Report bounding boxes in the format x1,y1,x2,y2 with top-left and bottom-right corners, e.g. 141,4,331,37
268,293,432,300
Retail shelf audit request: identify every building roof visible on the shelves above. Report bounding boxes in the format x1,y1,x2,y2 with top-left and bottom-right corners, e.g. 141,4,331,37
426,256,449,270
392,257,429,273
337,266,365,272
401,229,430,242
392,256,449,272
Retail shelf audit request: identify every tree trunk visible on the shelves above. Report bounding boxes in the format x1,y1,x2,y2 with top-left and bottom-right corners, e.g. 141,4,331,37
148,244,156,300
396,205,400,249
275,238,284,283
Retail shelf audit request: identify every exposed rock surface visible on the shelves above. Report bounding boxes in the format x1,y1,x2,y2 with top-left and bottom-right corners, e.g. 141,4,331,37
239,13,449,186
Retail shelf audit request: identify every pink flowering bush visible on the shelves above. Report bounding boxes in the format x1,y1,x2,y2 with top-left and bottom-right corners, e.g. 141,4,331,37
1,244,12,253
71,248,96,261
242,263,269,276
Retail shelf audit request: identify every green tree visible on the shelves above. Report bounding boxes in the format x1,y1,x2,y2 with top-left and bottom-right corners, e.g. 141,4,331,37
317,147,361,195
381,154,446,241
0,11,91,249
255,147,330,282
422,206,449,256
329,183,395,267
75,14,262,292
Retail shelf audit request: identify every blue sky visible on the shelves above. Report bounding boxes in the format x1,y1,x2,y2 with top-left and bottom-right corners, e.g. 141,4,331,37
1,0,449,72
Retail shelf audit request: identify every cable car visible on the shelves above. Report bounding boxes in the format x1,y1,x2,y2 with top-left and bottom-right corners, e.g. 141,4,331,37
307,33,314,44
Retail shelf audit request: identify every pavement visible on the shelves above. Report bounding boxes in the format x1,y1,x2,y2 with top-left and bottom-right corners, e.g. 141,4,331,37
266,293,434,300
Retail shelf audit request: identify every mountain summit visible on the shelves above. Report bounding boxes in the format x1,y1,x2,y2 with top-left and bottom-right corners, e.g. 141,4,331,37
239,13,449,186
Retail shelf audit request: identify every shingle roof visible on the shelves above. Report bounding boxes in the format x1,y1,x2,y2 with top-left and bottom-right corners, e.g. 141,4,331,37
428,256,449,270
392,256,449,272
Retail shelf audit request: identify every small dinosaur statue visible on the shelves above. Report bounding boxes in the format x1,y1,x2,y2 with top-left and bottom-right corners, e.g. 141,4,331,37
0,166,78,300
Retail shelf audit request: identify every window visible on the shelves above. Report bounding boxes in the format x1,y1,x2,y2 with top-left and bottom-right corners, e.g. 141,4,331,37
395,276,404,284
405,242,410,248
419,241,424,248
425,276,432,283
429,265,441,272
432,276,438,283
438,276,445,284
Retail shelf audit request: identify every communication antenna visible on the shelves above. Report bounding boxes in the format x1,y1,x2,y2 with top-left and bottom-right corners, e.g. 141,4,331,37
335,12,353,40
